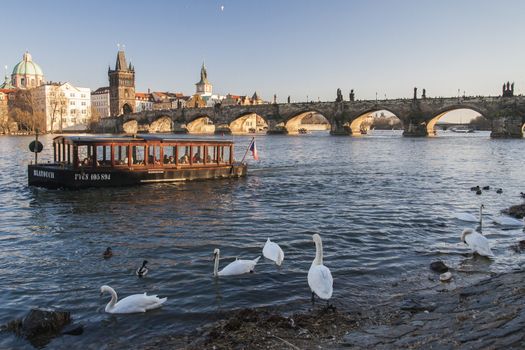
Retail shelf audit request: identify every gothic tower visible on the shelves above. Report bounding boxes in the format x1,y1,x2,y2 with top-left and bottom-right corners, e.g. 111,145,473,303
195,62,212,96
108,50,135,116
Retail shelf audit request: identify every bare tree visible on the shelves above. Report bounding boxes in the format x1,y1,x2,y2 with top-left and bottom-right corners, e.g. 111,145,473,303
9,89,45,132
88,105,101,132
47,85,68,133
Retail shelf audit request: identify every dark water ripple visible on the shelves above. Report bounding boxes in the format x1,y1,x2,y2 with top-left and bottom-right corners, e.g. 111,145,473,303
1,131,525,349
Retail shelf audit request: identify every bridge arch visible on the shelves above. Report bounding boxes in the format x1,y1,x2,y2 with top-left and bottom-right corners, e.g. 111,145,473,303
427,106,488,135
149,115,173,133
229,113,268,134
186,115,215,134
284,110,331,134
122,119,138,134
348,108,403,135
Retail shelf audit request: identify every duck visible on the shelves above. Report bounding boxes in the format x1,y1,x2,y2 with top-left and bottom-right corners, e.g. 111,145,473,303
136,260,149,277
520,192,525,199
470,186,480,191
496,188,503,194
482,186,490,190
103,247,113,259
213,248,260,277
493,216,524,227
461,228,494,258
262,238,284,266
476,189,482,195
308,234,333,305
455,204,484,224
100,285,167,314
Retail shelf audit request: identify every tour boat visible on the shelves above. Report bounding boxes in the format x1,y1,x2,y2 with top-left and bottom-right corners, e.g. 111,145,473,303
450,126,474,133
28,135,247,189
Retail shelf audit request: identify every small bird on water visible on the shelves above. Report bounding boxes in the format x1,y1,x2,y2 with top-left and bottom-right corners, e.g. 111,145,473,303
103,247,113,259
136,260,149,277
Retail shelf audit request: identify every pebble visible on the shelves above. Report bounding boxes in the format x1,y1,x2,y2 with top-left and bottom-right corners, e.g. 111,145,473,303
439,272,452,282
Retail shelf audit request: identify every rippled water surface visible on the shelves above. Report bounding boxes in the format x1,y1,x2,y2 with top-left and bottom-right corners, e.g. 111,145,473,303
1,131,524,349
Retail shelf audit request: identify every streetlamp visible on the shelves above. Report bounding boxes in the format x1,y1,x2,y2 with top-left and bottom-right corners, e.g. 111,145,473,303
375,92,378,103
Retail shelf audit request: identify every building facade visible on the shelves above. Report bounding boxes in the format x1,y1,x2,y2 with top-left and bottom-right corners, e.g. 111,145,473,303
91,87,110,118
11,52,45,89
32,82,91,132
135,92,154,112
108,50,135,116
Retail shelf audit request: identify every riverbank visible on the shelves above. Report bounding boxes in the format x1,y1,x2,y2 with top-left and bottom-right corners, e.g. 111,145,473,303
137,269,525,349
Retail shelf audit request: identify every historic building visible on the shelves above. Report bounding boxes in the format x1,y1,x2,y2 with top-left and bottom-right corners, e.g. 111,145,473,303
11,52,45,89
32,82,91,132
108,50,135,116
135,92,154,112
195,63,212,96
91,87,110,118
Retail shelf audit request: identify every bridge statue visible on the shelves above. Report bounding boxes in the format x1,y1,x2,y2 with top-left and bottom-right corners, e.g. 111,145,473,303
336,88,343,102
349,89,355,102
413,87,417,100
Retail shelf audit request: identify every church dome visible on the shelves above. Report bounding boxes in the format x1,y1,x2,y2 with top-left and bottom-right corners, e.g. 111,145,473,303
12,52,44,77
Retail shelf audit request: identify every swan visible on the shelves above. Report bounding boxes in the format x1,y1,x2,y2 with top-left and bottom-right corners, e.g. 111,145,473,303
461,228,494,258
103,247,113,259
262,238,284,266
455,204,484,224
213,248,260,276
100,285,167,314
493,216,524,227
308,234,333,304
136,260,149,277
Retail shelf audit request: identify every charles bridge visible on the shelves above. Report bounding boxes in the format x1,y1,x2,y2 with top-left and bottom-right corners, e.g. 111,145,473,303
95,88,525,138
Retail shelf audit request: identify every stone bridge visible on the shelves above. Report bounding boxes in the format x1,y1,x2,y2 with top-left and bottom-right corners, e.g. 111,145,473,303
96,95,525,138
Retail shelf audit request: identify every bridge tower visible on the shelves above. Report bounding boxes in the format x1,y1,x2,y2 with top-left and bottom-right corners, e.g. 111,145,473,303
108,49,135,116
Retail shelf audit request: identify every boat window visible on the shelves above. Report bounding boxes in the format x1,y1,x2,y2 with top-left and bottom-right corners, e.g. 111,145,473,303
96,145,111,166
179,146,190,165
219,146,230,164
162,146,176,165
204,145,216,164
114,145,129,166
77,145,94,167
131,145,146,166
148,145,161,165
192,145,203,164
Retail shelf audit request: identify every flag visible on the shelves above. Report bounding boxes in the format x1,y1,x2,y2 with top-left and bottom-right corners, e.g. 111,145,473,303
249,139,259,160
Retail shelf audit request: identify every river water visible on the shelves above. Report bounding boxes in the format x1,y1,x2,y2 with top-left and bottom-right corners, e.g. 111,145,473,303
1,131,524,349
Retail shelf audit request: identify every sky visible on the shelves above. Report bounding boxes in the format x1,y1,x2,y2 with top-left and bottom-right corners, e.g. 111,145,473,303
2,0,525,108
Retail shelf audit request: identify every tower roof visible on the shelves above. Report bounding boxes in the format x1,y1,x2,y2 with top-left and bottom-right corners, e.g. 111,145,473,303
12,52,44,77
115,50,133,71
196,62,210,85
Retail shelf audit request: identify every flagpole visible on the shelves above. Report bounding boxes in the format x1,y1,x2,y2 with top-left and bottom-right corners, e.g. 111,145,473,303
240,137,255,163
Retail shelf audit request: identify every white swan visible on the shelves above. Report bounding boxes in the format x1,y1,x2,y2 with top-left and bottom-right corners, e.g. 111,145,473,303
461,228,494,258
213,248,260,276
307,234,333,303
455,204,484,223
100,285,167,314
262,238,284,266
136,260,149,277
493,216,524,227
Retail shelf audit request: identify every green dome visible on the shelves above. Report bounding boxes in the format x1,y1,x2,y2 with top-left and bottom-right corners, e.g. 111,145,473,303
12,52,44,76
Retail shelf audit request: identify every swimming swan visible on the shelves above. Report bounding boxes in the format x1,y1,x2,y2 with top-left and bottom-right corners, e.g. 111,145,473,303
461,228,494,258
136,260,149,277
100,285,167,314
262,238,284,266
213,248,260,277
307,234,333,302
493,216,524,227
455,204,484,224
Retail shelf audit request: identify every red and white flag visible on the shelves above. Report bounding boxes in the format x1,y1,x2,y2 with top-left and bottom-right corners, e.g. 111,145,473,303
249,139,259,160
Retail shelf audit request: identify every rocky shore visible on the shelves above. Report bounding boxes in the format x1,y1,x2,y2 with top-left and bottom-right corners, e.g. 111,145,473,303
137,269,525,349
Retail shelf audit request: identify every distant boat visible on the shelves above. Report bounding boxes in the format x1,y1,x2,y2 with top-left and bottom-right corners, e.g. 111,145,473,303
450,126,474,133
298,128,308,134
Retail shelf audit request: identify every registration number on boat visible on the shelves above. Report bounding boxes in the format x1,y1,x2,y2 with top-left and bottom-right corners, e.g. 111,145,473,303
74,173,111,181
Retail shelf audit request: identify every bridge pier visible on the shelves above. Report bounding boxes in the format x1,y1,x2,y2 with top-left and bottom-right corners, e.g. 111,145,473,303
402,120,429,137
490,115,524,138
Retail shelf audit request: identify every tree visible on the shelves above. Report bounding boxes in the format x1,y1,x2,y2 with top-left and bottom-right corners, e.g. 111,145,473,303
88,105,101,132
469,115,491,131
47,85,68,133
9,89,45,132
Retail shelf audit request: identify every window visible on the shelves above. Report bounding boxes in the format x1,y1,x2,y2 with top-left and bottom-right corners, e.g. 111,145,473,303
81,102,86,106
70,101,76,105
81,94,86,98
81,110,86,114
131,146,146,166
70,93,75,97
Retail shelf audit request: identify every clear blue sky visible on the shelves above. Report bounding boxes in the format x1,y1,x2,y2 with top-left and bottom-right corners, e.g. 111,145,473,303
2,0,525,102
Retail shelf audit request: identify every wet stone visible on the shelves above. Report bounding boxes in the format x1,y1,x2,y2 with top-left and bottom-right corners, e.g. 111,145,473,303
430,261,449,273
343,331,382,347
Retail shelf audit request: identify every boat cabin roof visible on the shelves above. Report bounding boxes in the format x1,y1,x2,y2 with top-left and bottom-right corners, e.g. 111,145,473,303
53,135,234,146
